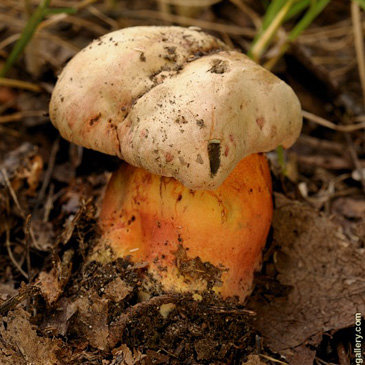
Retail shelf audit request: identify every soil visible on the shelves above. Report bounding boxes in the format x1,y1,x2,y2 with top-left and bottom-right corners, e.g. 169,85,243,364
0,1,365,364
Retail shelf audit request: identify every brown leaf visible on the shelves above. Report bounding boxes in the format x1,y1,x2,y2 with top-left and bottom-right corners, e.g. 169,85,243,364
71,294,109,351
103,277,133,302
39,269,64,306
0,143,43,196
38,250,73,305
332,197,365,219
42,297,78,337
0,309,61,364
248,194,365,361
0,282,18,301
111,344,146,365
29,219,54,252
241,355,267,365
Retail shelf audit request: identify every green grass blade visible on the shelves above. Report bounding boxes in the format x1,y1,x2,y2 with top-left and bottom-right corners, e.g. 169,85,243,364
264,0,331,69
261,0,288,29
287,0,331,42
0,0,76,77
0,7,46,77
285,0,311,21
248,0,296,61
248,0,287,57
276,145,287,175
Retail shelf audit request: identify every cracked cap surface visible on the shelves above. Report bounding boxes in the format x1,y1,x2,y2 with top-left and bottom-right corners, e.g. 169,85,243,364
50,26,302,189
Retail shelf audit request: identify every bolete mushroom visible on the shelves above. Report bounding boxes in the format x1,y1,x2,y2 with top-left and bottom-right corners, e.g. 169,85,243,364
50,26,302,302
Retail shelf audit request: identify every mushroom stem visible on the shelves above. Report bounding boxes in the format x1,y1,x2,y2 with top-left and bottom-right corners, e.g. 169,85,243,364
93,153,273,303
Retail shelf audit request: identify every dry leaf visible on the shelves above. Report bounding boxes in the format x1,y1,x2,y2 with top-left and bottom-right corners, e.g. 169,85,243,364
332,197,365,219
71,294,109,351
248,194,365,362
241,354,266,365
103,277,133,302
39,250,73,305
111,344,146,365
0,309,61,364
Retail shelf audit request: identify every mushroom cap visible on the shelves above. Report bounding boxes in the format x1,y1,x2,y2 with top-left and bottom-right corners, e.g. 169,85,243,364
50,26,302,189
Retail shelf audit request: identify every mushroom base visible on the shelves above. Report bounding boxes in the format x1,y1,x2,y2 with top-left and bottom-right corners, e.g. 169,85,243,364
93,153,273,303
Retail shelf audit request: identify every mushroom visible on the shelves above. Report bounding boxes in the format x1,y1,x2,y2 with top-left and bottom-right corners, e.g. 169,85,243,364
50,26,302,302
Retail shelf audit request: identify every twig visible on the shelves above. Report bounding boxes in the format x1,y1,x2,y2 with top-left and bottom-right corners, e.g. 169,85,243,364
0,78,42,92
355,115,365,122
0,13,25,30
24,215,32,281
1,167,23,213
38,16,108,37
0,33,20,52
33,137,59,212
206,306,256,316
302,110,365,132
5,228,28,279
0,110,46,123
118,9,256,37
58,199,90,245
157,0,220,5
37,31,80,53
1,168,42,251
259,354,288,364
43,183,54,223
157,0,171,22
314,357,337,365
0,283,40,316
344,132,365,196
228,0,262,30
87,5,119,30
0,125,24,139
351,1,365,108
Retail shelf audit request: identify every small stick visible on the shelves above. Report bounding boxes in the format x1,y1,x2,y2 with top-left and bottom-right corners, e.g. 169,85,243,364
5,228,28,279
33,137,59,212
1,168,42,251
344,132,365,196
302,110,365,132
351,1,365,108
24,215,32,281
1,167,23,213
0,77,42,92
0,283,40,316
0,110,46,123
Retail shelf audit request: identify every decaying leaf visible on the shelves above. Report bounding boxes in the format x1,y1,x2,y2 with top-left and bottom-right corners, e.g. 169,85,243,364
241,354,267,365
0,309,61,364
111,344,146,365
248,193,365,362
0,282,17,302
0,142,43,197
38,249,73,305
103,276,133,302
332,197,365,219
69,294,109,351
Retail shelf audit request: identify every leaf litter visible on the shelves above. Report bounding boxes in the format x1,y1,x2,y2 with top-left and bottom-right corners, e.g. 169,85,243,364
0,0,365,364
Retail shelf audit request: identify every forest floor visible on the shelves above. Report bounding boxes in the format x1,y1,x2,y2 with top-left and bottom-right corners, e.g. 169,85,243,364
0,1,364,364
